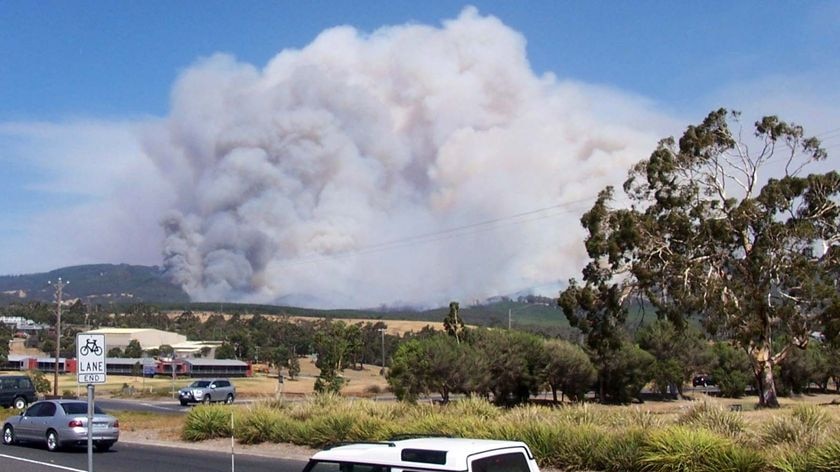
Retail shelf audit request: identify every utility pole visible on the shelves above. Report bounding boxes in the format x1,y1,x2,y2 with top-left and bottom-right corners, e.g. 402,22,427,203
378,328,386,375
49,277,68,397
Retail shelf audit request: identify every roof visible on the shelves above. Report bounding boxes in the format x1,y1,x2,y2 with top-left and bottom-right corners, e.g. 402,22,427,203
184,359,248,367
310,438,534,471
104,357,157,365
84,328,157,334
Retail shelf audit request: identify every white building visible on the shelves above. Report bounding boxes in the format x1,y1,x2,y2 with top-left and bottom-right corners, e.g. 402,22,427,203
80,328,187,351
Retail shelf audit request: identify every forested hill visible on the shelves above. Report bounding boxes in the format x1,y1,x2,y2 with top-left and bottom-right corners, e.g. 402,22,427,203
0,264,647,333
0,264,190,304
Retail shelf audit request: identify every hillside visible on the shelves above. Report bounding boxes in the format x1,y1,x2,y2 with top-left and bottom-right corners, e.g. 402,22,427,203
0,264,652,333
0,263,190,304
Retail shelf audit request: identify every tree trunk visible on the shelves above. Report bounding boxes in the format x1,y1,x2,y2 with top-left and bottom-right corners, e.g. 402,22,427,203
550,385,558,403
751,343,780,408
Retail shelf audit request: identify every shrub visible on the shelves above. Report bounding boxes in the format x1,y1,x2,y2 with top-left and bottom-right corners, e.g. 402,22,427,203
711,343,752,398
182,405,232,441
809,439,840,472
640,427,764,472
678,400,745,438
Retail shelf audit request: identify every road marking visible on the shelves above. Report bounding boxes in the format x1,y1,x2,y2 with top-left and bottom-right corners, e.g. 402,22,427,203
0,453,86,472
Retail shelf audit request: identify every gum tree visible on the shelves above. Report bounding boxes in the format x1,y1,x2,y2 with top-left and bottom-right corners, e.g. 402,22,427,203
560,109,838,407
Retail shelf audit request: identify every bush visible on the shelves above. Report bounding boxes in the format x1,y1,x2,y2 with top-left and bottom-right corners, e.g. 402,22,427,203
809,439,840,472
711,343,753,398
26,370,51,394
640,427,764,472
182,405,232,441
678,400,745,438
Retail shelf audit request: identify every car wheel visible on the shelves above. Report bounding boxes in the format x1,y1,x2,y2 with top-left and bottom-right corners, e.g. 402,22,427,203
95,441,113,452
225,394,234,404
2,425,15,446
46,430,60,452
202,395,211,404
12,397,27,410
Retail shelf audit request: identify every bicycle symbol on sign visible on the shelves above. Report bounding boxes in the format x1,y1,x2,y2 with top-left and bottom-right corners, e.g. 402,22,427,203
80,338,103,356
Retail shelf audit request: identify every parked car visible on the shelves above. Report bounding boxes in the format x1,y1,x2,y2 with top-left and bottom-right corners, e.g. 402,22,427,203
178,378,236,405
693,375,715,387
304,437,540,472
0,375,38,410
2,399,119,452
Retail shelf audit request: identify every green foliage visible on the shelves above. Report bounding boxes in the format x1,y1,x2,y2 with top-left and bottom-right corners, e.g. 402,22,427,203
640,427,764,472
778,343,829,395
542,338,596,401
215,342,236,360
182,405,232,441
442,301,465,344
677,401,745,438
809,439,840,472
124,339,143,358
712,342,753,398
26,370,51,394
600,342,654,404
637,320,714,396
559,109,838,408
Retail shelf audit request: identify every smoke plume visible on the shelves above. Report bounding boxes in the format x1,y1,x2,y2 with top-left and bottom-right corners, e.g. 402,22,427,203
144,8,671,308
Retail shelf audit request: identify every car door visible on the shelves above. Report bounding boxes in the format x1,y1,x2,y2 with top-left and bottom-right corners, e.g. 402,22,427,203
30,402,57,441
207,381,218,401
15,403,44,440
0,378,12,406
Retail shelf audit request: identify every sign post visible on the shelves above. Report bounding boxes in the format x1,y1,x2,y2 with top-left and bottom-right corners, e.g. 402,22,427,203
77,333,106,472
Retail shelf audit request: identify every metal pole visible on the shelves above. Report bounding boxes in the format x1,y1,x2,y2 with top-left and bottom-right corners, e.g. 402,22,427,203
230,412,235,472
51,278,67,397
379,328,386,375
171,353,176,398
508,308,511,330
87,384,94,472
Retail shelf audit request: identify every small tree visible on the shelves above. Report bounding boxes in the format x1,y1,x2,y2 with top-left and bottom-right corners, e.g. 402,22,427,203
27,370,51,394
107,347,124,358
124,339,143,358
542,339,596,402
711,342,753,398
443,301,466,344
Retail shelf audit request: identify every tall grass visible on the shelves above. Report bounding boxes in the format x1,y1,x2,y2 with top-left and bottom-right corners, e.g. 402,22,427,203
182,396,839,472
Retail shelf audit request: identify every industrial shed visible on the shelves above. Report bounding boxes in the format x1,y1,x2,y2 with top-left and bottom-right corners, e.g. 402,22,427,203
104,357,157,375
81,328,187,351
185,359,250,377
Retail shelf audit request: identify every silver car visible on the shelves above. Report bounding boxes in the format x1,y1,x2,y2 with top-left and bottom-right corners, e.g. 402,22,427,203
178,378,236,405
2,399,119,452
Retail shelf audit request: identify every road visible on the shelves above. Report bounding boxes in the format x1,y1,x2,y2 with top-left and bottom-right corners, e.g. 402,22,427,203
0,441,305,472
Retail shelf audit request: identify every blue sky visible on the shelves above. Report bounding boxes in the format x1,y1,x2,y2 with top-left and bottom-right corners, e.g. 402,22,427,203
4,1,837,120
0,1,838,306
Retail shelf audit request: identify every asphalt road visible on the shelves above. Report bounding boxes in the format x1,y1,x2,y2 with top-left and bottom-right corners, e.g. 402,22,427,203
0,441,305,472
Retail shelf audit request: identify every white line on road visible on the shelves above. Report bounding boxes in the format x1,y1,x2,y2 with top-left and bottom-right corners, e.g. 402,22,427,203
0,453,86,472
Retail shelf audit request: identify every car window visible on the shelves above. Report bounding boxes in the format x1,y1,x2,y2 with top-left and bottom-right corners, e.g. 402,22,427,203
308,461,388,472
190,381,211,388
471,452,530,472
24,403,44,417
38,402,57,417
218,381,229,387
61,403,106,415
19,378,33,389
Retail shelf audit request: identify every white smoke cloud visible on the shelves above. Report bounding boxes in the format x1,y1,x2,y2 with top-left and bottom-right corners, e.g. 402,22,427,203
144,7,675,308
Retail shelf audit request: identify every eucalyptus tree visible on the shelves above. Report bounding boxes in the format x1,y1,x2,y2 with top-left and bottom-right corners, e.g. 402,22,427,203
560,109,838,407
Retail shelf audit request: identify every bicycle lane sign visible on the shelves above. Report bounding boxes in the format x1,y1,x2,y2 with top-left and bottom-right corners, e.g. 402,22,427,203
76,333,107,384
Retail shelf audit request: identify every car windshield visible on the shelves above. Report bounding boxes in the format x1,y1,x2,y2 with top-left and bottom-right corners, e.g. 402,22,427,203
190,381,211,388
62,403,106,415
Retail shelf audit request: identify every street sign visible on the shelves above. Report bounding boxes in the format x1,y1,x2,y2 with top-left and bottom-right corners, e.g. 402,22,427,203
76,334,107,384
